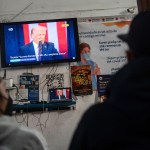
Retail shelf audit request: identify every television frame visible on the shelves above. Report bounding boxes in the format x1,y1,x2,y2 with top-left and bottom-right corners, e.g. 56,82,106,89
0,18,80,68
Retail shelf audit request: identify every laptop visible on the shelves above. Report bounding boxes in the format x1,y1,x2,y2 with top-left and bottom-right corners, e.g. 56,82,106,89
49,87,73,102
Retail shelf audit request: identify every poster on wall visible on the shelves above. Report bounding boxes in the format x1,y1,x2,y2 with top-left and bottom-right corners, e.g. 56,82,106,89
77,15,134,90
19,75,39,101
97,75,112,102
71,65,92,96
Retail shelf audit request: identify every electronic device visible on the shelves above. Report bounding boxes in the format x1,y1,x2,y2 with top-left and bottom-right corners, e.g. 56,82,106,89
49,87,72,102
0,18,80,67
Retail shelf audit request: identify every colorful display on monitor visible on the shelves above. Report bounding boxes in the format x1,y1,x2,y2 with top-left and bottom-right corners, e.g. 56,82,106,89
49,88,72,101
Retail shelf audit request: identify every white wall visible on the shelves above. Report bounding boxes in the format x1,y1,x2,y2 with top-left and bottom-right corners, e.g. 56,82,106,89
0,0,137,22
0,0,137,150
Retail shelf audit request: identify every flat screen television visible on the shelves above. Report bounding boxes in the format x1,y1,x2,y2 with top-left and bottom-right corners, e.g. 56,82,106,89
0,18,80,67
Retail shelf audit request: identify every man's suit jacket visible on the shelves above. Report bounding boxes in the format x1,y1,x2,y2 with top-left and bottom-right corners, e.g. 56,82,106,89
19,41,63,61
55,95,66,100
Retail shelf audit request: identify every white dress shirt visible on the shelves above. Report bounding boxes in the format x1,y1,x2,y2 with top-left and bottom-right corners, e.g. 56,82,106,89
32,41,39,61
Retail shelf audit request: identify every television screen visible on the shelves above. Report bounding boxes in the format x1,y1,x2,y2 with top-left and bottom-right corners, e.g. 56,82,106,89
0,18,80,67
49,88,72,101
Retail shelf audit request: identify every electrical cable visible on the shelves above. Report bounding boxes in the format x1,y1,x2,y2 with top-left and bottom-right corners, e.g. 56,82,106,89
34,113,43,133
32,111,51,131
43,112,50,128
22,113,28,126
41,64,58,102
42,64,58,126
15,113,27,124
13,83,28,100
15,64,58,133
32,64,58,133
40,64,56,85
14,102,29,127
31,112,44,134
48,65,58,89
40,65,53,84
14,64,57,133
41,64,58,124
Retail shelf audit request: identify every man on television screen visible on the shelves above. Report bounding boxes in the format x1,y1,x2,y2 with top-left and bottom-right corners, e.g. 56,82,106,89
55,89,66,100
19,25,62,61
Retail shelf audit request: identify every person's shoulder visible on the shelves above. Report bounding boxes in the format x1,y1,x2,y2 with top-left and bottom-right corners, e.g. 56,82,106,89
82,103,106,121
20,42,32,50
43,42,58,52
82,102,127,126
18,126,43,141
44,42,54,46
84,102,108,116
78,102,129,142
18,126,49,150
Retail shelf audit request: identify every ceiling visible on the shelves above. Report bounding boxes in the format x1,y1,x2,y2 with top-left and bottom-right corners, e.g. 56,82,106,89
0,0,137,15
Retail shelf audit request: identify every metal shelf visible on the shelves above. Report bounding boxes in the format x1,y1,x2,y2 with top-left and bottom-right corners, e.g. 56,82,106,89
12,101,76,112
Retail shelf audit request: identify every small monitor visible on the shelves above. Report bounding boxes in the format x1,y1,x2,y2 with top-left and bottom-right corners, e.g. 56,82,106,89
49,88,72,102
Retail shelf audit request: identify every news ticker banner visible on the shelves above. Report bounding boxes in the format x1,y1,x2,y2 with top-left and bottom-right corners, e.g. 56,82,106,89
78,15,134,75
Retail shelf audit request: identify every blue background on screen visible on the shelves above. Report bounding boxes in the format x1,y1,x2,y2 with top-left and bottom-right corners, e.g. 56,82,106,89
67,21,76,58
4,24,25,64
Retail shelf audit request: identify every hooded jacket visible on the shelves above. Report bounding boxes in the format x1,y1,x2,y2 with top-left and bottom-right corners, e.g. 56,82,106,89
69,56,150,150
0,115,49,150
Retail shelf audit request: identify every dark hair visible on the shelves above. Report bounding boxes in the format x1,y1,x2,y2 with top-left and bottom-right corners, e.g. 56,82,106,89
79,43,91,53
